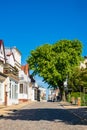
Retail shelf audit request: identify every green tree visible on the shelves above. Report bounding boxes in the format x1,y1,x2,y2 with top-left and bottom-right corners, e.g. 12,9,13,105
68,67,87,92
27,39,83,100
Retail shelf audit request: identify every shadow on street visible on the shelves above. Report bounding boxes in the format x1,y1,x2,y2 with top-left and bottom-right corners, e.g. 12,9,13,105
1,107,87,125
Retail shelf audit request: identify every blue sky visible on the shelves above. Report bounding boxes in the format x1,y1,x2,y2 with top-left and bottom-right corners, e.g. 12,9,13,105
0,0,87,91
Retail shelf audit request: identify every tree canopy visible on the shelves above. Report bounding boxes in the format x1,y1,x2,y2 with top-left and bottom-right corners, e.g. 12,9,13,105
68,67,87,92
27,39,83,91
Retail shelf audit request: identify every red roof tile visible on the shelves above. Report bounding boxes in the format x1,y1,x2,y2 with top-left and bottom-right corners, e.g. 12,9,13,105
21,64,29,75
0,40,3,48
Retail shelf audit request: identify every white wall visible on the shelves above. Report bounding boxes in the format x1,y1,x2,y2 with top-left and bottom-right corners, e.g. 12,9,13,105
12,47,21,65
18,94,28,99
0,64,3,73
28,87,35,101
0,82,4,104
5,47,21,70
5,77,19,106
0,43,5,63
6,55,15,67
19,70,30,100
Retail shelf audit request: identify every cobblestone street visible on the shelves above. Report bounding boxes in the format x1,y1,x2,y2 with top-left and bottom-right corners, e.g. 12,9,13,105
0,102,87,130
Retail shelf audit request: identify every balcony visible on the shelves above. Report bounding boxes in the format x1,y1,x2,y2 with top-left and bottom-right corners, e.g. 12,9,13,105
3,63,19,81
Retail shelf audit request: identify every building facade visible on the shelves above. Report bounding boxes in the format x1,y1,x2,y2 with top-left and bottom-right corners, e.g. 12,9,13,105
0,39,40,106
19,64,31,102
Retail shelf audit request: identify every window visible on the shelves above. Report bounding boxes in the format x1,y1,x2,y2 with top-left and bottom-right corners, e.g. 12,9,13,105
15,84,18,99
20,84,23,93
10,82,18,99
9,82,11,98
34,89,37,100
12,85,14,99
24,84,28,94
12,84,18,99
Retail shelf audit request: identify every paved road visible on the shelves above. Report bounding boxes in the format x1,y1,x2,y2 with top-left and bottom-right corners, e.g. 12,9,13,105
0,102,87,130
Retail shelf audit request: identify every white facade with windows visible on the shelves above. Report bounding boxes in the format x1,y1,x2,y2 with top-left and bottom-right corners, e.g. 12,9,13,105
4,77,19,106
0,40,40,106
18,69,31,102
39,87,46,101
5,47,21,71
0,40,7,105
28,82,40,101
4,46,21,105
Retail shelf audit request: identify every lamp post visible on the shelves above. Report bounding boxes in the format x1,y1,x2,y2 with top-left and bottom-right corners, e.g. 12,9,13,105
63,78,68,101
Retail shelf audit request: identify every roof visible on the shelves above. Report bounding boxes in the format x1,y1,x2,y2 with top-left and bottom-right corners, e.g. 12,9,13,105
29,75,35,83
84,56,87,59
21,64,29,75
5,46,22,55
0,40,3,47
0,40,6,63
0,40,3,48
12,46,22,55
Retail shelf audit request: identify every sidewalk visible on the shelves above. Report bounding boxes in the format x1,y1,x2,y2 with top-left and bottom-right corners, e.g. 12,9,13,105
59,101,87,122
0,101,33,116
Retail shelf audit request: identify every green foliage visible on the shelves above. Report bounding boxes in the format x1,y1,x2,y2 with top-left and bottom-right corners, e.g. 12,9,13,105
71,92,81,99
67,92,87,106
68,67,87,92
27,39,83,90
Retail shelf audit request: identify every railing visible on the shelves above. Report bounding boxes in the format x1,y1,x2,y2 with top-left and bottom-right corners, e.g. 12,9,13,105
3,63,19,80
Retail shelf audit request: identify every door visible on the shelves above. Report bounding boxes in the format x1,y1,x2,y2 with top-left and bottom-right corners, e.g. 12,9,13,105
5,85,8,106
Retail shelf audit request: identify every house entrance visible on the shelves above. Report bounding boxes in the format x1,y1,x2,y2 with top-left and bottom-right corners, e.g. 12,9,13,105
5,85,8,106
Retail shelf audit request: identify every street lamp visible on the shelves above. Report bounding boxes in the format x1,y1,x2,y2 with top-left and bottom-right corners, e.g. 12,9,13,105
63,79,68,101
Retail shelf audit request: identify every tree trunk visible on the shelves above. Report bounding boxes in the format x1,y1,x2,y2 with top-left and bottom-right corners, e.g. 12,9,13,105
59,88,63,101
60,88,66,101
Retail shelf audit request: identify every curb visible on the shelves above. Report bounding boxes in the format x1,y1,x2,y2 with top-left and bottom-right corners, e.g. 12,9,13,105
0,101,33,116
69,110,87,122
59,102,87,122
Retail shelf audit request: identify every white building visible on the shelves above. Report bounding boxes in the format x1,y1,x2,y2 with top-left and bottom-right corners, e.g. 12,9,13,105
0,40,40,106
0,40,8,105
28,75,40,101
19,64,31,102
5,46,21,71
3,46,21,105
80,56,87,69
39,87,46,101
